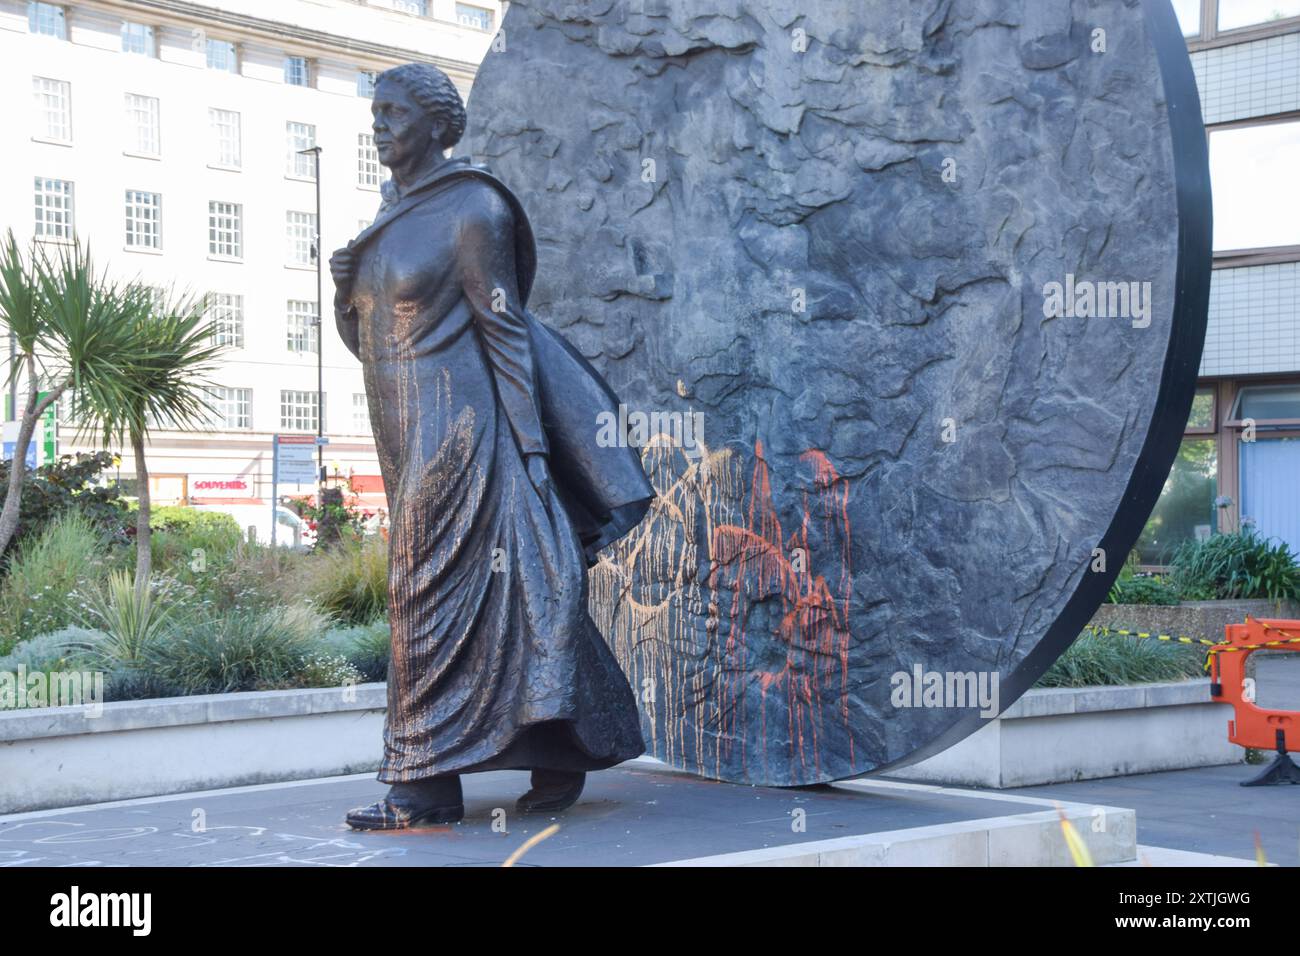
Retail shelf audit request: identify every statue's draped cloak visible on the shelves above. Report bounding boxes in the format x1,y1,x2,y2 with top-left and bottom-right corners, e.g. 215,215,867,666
341,157,651,779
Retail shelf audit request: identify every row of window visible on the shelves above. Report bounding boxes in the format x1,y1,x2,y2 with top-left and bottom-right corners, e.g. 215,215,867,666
32,79,388,188
202,387,369,434
1174,0,1300,38
367,0,495,31
28,0,491,95
33,178,323,264
207,295,322,356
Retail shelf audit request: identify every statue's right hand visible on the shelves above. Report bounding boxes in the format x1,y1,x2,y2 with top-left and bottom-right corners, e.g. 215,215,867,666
329,246,356,291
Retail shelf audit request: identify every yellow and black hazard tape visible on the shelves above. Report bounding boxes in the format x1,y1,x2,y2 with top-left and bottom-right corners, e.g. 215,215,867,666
1084,619,1300,673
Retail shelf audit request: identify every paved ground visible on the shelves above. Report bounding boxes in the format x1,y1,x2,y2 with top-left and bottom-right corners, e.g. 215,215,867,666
999,762,1300,867
3,760,1293,866
0,764,1039,867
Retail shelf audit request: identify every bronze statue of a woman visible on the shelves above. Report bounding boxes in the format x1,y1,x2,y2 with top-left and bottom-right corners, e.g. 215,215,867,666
330,63,653,830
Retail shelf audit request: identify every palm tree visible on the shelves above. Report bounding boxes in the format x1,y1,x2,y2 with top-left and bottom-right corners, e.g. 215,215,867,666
70,282,225,599
0,232,145,561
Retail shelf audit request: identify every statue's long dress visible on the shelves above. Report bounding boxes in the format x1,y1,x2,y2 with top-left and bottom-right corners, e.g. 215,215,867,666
348,171,646,782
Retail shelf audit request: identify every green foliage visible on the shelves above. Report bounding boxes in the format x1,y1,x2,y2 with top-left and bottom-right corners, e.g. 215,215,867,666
146,507,246,587
187,540,310,613
1169,529,1300,603
1037,630,1206,688
30,242,171,446
145,604,333,695
320,619,391,682
0,233,206,569
0,512,114,654
0,452,130,563
292,653,364,690
148,505,241,536
0,229,43,354
1107,574,1181,606
62,282,224,448
299,535,388,624
73,568,176,669
0,627,101,675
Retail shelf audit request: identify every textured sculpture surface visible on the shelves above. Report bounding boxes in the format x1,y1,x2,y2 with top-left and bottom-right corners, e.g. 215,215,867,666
464,0,1211,785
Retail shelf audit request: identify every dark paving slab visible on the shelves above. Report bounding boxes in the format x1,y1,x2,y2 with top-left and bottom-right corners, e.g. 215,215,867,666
1000,763,1300,867
0,764,1041,867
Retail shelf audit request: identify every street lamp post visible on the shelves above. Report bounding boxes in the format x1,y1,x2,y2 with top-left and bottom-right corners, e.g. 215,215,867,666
298,144,325,509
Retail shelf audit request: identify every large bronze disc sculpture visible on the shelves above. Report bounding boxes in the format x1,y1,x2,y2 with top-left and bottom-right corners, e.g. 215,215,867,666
461,0,1212,786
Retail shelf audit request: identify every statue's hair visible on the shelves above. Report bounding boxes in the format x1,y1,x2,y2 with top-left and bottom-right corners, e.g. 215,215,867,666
377,62,467,149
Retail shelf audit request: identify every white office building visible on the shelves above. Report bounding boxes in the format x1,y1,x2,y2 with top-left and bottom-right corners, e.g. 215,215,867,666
1,0,502,526
1138,1,1300,563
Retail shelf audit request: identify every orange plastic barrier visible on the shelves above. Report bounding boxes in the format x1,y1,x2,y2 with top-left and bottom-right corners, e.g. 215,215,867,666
1209,618,1300,786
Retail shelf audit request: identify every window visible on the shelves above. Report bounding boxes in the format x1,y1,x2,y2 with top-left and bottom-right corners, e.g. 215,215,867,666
27,2,65,38
455,3,493,30
394,0,427,14
1228,384,1300,426
124,190,162,250
287,300,319,354
286,122,317,178
206,386,251,429
206,39,238,73
286,211,317,266
284,56,309,87
32,77,71,143
280,390,320,431
208,201,242,259
208,108,241,168
357,133,382,188
1172,0,1200,36
142,285,167,314
34,177,74,240
124,93,160,157
208,293,244,348
352,393,370,433
1136,437,1218,563
121,21,155,56
1209,120,1300,252
358,71,378,98
1186,387,1216,433
1219,0,1300,32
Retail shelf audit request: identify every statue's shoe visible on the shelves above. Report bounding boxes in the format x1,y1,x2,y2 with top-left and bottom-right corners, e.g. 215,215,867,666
346,778,464,830
516,769,586,814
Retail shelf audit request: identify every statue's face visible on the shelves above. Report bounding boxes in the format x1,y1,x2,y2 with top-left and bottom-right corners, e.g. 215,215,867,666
371,79,444,169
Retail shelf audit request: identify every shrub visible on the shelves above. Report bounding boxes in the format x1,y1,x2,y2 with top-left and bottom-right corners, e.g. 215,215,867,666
148,505,242,537
1036,630,1206,688
1107,574,1181,606
144,604,332,695
320,619,391,681
176,538,310,614
299,535,388,624
0,451,130,568
1169,529,1300,603
0,511,114,654
72,568,177,671
147,509,245,589
291,653,364,689
0,627,101,674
